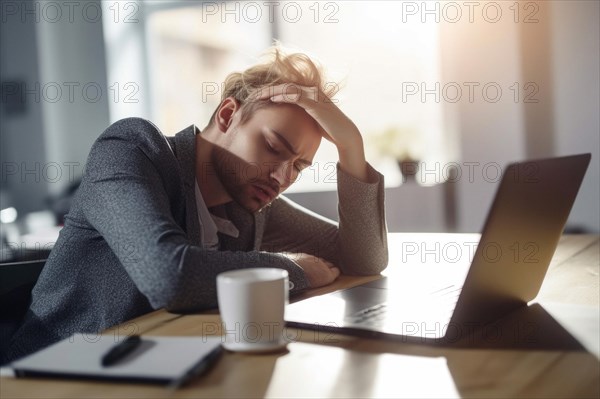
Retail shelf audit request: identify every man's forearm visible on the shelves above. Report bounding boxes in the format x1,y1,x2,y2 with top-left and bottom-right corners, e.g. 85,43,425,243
335,163,388,275
337,134,370,183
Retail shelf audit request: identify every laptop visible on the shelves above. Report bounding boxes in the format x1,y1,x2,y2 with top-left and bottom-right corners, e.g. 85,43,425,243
285,154,591,344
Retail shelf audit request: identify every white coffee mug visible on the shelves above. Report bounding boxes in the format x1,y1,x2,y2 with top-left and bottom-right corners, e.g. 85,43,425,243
217,268,289,352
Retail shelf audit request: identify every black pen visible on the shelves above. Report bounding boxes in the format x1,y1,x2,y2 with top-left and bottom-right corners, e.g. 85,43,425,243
101,335,142,367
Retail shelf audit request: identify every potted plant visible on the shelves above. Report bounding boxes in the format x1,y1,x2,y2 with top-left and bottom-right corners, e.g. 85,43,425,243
367,126,423,182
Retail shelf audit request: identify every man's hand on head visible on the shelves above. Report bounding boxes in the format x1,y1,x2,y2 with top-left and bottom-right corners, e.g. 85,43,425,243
281,252,341,288
252,84,370,182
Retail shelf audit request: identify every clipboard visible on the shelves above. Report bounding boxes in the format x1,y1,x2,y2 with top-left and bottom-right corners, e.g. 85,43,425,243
7,333,223,388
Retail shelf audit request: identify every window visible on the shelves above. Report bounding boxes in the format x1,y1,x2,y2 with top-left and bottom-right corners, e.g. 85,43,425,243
274,1,445,191
105,1,447,191
145,2,272,134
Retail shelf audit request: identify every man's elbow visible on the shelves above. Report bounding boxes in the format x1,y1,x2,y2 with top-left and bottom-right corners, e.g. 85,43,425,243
145,287,213,314
364,253,389,275
143,276,216,313
142,283,183,311
132,246,196,311
342,249,388,276
370,253,389,275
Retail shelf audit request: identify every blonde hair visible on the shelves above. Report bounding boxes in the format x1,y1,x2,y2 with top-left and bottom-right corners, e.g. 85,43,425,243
209,42,338,126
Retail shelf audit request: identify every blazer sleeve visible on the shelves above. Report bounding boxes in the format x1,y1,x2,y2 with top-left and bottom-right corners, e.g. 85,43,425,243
261,163,388,276
78,118,310,313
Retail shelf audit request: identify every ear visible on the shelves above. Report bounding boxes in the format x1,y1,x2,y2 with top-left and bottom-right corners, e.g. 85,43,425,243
215,97,240,133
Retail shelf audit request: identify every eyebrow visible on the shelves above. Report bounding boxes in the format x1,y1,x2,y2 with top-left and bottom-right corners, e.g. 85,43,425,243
270,130,313,167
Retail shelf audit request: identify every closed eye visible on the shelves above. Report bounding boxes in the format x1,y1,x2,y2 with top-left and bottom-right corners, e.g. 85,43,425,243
266,141,280,155
265,138,303,172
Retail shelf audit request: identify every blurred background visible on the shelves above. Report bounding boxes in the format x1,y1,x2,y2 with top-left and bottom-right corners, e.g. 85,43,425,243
1,0,598,262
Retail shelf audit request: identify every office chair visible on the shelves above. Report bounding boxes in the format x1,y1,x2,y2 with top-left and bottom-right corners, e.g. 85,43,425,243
0,259,46,358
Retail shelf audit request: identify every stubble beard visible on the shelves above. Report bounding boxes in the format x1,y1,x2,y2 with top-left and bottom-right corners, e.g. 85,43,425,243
211,144,272,213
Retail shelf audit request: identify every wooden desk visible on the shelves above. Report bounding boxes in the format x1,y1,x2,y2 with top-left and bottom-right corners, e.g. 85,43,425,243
2,233,599,398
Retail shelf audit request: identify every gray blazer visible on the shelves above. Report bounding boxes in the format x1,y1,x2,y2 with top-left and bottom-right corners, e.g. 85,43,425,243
5,117,388,363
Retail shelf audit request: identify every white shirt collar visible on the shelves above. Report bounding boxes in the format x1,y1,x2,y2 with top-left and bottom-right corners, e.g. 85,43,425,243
194,181,239,250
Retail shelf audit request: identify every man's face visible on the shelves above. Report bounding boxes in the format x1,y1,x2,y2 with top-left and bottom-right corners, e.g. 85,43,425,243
212,103,322,213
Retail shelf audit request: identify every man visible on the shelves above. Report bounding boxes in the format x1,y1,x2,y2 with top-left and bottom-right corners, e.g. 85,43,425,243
5,46,388,362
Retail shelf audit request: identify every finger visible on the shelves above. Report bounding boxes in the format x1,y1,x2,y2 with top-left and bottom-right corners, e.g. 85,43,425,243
252,84,299,101
310,255,324,263
270,93,300,103
247,87,271,102
329,267,341,279
254,84,320,104
279,85,319,103
247,86,275,102
318,258,335,267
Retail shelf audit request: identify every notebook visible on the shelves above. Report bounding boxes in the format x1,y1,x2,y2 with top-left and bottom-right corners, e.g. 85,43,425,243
6,333,223,387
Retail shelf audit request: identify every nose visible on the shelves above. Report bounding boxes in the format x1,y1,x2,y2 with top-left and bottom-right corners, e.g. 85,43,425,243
269,162,297,188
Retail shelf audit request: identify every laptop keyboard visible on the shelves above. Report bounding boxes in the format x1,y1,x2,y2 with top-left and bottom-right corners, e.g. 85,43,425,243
346,285,462,326
347,303,389,324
